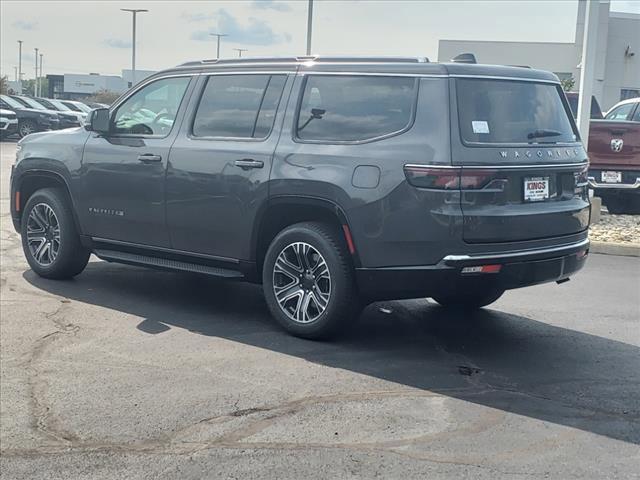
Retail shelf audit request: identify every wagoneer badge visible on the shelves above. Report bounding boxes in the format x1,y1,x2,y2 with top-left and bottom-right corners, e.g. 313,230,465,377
610,138,624,153
499,148,580,159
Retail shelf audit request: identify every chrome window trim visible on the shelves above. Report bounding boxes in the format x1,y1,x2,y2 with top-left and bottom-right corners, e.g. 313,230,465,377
449,74,560,85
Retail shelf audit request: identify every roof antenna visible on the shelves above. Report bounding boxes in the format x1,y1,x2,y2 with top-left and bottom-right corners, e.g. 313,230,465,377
451,53,477,64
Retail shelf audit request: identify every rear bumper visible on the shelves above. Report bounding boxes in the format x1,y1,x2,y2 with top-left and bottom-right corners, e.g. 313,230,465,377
356,237,589,301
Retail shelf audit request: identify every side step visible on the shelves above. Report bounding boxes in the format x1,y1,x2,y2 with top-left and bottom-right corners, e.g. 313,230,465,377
93,249,244,279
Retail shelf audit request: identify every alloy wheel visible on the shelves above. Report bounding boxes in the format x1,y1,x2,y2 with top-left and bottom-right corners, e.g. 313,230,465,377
19,123,34,137
272,242,331,323
26,203,61,266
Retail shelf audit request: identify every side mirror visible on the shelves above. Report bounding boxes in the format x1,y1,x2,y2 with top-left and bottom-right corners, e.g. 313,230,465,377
85,108,110,134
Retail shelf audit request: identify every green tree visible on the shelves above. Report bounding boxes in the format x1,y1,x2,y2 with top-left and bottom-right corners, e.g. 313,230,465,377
560,76,575,92
20,78,49,97
84,89,121,106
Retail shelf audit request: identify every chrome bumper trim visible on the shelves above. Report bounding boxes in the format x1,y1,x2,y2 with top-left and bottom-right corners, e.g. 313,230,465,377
588,177,640,190
442,238,590,264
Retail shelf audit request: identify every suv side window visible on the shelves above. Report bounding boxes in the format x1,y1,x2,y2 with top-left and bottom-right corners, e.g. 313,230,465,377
296,75,416,143
112,76,191,136
192,74,287,139
632,105,640,122
605,102,634,121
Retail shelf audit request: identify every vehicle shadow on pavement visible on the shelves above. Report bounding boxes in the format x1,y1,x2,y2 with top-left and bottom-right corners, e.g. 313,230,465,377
24,262,639,446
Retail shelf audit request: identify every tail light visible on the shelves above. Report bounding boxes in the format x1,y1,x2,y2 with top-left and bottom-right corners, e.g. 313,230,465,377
574,165,589,195
404,165,498,190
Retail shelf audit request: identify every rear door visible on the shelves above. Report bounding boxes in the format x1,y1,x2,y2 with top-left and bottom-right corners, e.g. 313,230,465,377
452,77,589,243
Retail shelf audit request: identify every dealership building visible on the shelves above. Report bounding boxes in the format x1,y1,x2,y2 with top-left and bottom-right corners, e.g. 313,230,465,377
438,0,639,111
46,69,156,100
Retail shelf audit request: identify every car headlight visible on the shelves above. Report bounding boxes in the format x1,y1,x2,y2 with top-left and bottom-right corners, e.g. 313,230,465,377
39,113,49,119
15,143,22,164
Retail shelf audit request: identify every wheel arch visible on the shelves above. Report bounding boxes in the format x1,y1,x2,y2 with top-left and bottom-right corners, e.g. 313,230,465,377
252,196,360,276
15,170,83,234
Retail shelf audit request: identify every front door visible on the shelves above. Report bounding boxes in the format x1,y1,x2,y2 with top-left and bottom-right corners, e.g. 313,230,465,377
78,76,193,247
166,72,292,260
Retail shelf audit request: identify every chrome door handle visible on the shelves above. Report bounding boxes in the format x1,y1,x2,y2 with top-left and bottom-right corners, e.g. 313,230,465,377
234,159,264,169
137,154,162,163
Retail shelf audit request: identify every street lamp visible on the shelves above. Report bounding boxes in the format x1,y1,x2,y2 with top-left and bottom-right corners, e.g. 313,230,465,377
306,0,313,55
39,54,44,97
233,48,248,58
121,8,148,86
17,40,23,94
209,33,227,59
34,48,39,96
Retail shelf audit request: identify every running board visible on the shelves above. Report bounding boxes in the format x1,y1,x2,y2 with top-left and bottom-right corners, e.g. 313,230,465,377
93,249,244,279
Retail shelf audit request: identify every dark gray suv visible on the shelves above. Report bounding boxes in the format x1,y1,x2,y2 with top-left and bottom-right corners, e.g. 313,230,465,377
10,56,590,338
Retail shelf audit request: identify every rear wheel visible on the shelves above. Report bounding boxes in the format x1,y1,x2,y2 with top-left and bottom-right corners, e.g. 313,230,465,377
21,188,90,279
262,222,358,339
432,286,505,309
18,120,37,138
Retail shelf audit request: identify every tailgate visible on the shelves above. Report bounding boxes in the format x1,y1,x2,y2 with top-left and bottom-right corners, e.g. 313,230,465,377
460,161,590,243
588,120,640,169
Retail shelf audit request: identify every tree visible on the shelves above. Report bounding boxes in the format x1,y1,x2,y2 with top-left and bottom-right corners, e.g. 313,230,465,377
0,76,8,94
560,76,575,92
84,89,121,106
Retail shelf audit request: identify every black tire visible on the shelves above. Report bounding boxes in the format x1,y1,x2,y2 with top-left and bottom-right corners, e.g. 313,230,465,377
432,287,505,309
21,188,90,279
18,120,37,139
262,222,358,339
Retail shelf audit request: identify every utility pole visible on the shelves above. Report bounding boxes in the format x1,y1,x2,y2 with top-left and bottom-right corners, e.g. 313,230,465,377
34,47,39,97
576,0,600,150
121,8,148,87
39,54,44,97
233,48,248,58
14,67,18,82
209,33,228,59
17,40,23,94
306,0,313,55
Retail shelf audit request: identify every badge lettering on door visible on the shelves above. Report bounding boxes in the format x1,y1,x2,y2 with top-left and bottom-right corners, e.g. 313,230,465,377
88,207,125,217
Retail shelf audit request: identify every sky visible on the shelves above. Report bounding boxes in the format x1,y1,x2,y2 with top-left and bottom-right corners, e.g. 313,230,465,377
1,0,639,79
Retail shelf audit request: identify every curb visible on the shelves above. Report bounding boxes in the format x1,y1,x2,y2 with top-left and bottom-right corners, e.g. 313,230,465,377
590,241,640,257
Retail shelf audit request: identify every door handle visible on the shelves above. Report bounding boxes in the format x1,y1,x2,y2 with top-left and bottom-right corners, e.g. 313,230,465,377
137,154,162,163
234,159,264,169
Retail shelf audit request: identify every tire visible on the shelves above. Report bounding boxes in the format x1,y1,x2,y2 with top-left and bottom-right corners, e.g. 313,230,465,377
432,286,505,309
262,222,358,339
21,188,90,279
18,120,37,139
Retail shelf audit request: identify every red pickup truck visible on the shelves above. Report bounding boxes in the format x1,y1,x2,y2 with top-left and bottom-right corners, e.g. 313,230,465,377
567,94,640,214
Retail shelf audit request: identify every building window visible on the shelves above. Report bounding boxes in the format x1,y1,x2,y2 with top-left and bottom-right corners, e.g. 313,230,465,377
620,89,639,101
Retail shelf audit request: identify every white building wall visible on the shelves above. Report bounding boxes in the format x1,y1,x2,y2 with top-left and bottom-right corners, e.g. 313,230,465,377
438,0,638,111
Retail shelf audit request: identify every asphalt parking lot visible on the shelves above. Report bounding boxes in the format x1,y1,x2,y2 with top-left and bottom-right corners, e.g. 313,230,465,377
1,140,639,479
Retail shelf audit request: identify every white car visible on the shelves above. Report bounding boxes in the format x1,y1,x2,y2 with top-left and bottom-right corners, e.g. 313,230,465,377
604,97,640,121
0,108,19,138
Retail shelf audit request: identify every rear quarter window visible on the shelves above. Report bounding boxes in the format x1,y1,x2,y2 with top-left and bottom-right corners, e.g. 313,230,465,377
457,78,578,145
296,75,417,143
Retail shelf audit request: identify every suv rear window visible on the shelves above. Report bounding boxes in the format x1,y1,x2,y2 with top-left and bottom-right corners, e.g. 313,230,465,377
457,79,577,145
296,76,416,142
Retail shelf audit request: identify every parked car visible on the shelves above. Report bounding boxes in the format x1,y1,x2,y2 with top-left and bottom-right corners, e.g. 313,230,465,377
565,92,604,119
34,97,87,125
60,100,94,114
9,95,81,130
10,56,590,339
0,108,19,139
83,101,109,109
587,97,640,214
0,94,59,138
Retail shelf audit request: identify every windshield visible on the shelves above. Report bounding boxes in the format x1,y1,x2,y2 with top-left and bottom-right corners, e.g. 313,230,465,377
1,95,25,109
457,79,577,145
14,96,47,110
62,101,83,112
48,99,72,111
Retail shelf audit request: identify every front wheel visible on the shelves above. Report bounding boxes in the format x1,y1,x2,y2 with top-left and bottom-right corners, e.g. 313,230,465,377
21,188,90,279
18,120,37,138
432,287,505,309
262,222,358,339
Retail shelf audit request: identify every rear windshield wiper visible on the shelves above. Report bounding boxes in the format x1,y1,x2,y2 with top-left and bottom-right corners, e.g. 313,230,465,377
527,129,563,140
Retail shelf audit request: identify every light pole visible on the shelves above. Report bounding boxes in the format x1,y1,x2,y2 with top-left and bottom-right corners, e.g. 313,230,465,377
233,48,248,58
39,54,44,97
17,40,23,94
34,48,39,96
306,0,313,55
209,33,227,59
121,8,148,87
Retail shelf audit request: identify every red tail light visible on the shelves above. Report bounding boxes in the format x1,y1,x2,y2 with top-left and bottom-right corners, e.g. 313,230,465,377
404,165,498,190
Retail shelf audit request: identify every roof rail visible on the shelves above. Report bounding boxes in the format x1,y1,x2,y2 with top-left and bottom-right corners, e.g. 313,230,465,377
177,55,430,67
